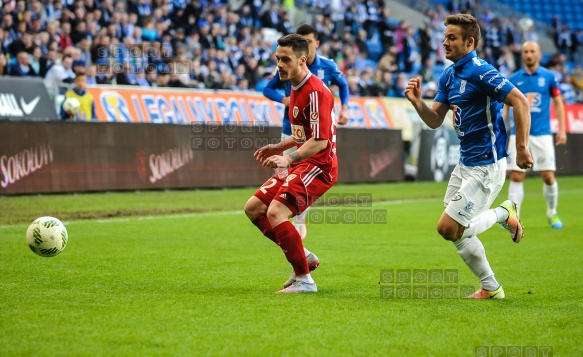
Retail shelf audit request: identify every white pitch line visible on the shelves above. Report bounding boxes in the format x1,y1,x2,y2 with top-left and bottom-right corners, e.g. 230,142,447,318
2,188,582,229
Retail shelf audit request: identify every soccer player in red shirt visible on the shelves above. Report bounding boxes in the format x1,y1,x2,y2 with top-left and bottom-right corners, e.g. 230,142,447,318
244,34,338,293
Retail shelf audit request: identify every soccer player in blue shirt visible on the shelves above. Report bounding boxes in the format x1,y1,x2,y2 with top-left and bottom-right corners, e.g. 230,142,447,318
405,14,533,299
503,41,567,229
263,24,350,287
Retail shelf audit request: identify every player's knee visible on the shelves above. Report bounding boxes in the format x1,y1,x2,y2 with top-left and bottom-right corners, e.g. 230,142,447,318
266,203,291,227
244,197,265,220
437,223,460,241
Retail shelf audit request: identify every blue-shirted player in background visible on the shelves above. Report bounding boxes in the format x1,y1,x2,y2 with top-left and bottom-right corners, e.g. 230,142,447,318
263,24,350,287
405,14,533,299
503,41,567,229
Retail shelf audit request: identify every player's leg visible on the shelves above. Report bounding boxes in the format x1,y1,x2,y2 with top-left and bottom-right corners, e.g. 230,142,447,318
279,133,309,240
265,200,316,293
244,176,284,243
533,135,563,228
541,170,562,228
507,134,527,215
275,164,335,292
442,162,507,298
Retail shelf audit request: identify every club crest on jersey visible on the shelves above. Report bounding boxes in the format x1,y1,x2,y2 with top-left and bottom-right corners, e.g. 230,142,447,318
538,78,545,87
293,106,299,118
317,69,325,79
460,80,467,93
282,174,296,187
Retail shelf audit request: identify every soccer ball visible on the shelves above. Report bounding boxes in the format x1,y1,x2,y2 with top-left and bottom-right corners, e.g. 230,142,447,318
62,97,81,114
26,216,68,257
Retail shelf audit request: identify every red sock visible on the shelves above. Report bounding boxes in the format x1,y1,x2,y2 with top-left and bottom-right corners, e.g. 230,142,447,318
273,221,309,276
252,215,278,244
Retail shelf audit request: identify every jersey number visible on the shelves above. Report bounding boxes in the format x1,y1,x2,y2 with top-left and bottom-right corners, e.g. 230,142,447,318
259,178,277,194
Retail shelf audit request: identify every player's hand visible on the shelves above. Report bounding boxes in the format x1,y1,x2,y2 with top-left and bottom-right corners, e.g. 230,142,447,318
516,147,534,170
282,97,290,107
337,105,349,125
254,144,283,163
262,155,290,168
404,77,423,105
555,131,567,146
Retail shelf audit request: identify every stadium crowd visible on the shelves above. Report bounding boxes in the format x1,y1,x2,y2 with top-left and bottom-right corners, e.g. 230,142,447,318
0,0,582,102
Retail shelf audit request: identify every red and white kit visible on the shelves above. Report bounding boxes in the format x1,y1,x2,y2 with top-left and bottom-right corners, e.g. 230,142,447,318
255,72,338,215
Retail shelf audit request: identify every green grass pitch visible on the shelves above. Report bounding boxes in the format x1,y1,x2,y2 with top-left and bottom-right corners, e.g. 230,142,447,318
1,177,582,356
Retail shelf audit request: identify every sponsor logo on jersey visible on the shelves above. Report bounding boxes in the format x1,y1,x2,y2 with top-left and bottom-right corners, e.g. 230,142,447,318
494,78,509,93
479,69,496,80
291,124,306,143
525,92,542,113
310,112,319,121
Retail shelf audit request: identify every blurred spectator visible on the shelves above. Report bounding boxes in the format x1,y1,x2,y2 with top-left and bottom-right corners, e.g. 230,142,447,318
86,64,97,85
29,46,42,74
9,51,38,77
0,54,7,76
560,75,577,104
44,54,75,94
571,65,583,102
422,80,438,99
418,58,435,83
95,62,113,84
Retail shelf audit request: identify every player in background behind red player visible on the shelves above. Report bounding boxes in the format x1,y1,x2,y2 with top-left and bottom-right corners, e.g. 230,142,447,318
244,34,338,293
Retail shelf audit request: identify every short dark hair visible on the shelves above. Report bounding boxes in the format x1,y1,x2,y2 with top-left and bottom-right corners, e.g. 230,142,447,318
444,14,481,49
296,24,318,40
277,34,309,58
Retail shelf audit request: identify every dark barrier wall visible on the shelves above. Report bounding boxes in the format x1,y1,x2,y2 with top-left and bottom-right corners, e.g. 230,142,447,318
417,127,583,181
0,77,58,120
0,122,404,195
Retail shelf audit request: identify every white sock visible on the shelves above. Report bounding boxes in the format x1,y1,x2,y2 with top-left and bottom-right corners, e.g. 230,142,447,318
543,182,558,216
295,273,314,284
508,181,524,215
303,247,311,256
454,236,499,291
462,210,499,239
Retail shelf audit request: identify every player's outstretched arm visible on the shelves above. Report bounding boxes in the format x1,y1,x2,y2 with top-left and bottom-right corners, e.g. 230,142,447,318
404,77,448,129
263,73,286,103
504,88,534,169
331,65,350,125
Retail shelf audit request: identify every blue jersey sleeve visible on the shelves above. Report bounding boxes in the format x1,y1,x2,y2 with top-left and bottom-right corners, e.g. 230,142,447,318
472,64,514,102
434,70,450,105
263,73,285,103
329,63,350,105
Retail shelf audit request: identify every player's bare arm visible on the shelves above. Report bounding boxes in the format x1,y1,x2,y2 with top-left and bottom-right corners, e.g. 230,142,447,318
552,95,567,145
405,77,448,129
337,104,349,125
282,97,290,106
254,136,295,163
262,138,328,168
504,88,534,169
